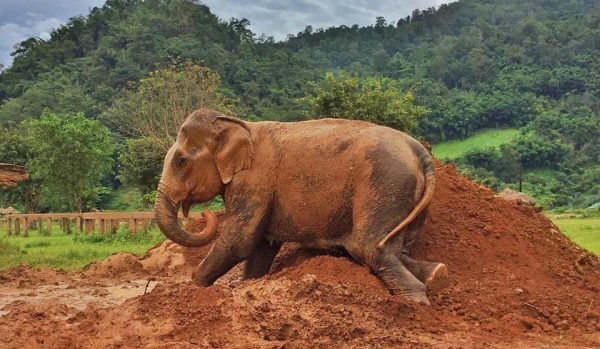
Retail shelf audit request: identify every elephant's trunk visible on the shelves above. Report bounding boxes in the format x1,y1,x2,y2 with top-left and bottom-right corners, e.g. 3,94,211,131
154,187,218,247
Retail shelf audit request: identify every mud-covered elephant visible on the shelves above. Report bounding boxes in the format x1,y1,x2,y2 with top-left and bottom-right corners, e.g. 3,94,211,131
155,109,448,304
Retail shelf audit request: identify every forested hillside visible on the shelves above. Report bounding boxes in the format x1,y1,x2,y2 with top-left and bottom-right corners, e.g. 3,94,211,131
0,0,599,211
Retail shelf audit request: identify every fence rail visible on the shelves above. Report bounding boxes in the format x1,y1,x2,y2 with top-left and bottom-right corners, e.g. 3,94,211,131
0,211,211,236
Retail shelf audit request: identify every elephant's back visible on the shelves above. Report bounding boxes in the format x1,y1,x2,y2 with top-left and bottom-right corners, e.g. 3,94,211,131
261,118,421,166
256,118,425,244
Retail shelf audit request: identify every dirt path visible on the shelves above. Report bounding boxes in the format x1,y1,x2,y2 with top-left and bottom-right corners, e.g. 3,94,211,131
0,280,157,316
1,163,598,348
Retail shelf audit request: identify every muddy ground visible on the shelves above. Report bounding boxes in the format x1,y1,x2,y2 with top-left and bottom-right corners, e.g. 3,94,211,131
1,163,599,348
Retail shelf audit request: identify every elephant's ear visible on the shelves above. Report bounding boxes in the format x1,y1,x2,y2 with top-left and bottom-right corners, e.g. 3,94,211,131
213,117,254,184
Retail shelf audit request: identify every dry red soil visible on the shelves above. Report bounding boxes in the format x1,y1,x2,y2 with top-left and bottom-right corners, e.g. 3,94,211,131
1,163,599,348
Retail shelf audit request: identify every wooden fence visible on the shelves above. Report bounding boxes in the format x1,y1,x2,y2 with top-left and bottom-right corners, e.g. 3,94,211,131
0,211,208,236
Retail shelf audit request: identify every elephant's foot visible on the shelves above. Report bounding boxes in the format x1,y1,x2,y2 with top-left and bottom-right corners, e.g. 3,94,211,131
372,251,432,305
425,263,449,295
398,291,431,305
191,266,220,287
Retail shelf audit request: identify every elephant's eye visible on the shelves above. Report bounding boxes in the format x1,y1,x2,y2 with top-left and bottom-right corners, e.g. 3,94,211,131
175,156,187,168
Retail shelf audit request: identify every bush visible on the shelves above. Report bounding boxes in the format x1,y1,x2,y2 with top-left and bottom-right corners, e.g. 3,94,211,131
72,225,164,245
456,164,506,191
301,72,427,132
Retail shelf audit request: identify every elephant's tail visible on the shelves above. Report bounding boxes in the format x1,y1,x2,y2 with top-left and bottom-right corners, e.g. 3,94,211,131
377,143,436,248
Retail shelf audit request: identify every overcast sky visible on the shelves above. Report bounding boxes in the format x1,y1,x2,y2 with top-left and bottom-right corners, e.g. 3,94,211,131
0,0,452,69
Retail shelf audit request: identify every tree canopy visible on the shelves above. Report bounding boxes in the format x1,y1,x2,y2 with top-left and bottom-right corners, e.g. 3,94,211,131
102,61,236,151
301,72,426,132
0,0,598,210
23,112,115,212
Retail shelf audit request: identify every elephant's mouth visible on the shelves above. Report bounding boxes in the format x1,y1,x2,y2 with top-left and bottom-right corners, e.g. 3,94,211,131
155,187,219,248
181,197,193,218
181,196,210,218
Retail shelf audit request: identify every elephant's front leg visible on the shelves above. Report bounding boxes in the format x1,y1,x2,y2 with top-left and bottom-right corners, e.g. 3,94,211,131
192,214,266,287
243,238,282,280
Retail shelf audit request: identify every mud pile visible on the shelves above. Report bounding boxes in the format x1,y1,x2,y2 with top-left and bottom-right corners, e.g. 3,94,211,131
0,163,598,348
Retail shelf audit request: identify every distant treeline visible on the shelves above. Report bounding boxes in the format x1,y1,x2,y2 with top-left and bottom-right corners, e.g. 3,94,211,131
0,0,598,209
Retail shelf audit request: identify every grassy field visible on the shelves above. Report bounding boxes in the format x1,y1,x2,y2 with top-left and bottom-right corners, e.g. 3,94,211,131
0,225,164,271
0,212,596,271
432,128,519,160
547,214,600,255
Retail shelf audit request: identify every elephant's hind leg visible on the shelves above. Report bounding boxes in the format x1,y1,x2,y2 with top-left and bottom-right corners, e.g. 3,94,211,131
373,249,430,304
346,180,431,304
345,240,430,304
399,254,449,295
393,209,449,295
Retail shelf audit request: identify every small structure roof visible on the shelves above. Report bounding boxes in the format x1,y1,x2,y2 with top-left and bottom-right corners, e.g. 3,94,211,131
0,163,29,187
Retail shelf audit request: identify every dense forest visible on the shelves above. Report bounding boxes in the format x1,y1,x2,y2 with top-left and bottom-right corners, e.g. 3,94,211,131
0,0,599,212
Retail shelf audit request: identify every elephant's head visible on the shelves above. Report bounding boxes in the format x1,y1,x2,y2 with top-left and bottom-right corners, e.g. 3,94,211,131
154,109,254,247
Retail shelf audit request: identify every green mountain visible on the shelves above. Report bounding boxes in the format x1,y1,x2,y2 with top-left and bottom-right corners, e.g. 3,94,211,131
0,0,598,209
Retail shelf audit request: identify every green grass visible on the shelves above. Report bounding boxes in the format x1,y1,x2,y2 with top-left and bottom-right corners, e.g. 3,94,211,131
547,214,600,255
0,225,165,271
2,211,596,271
432,128,519,160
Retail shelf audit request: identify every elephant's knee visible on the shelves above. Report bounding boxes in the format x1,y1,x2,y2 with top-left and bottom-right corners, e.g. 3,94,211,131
192,267,216,287
193,276,213,287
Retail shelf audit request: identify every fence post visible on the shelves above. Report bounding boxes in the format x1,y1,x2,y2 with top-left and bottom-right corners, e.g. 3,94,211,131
128,218,135,234
99,218,106,234
3,212,165,237
67,217,74,234
84,219,93,233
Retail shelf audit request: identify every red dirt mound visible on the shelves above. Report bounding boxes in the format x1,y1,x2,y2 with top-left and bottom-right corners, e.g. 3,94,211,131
414,164,599,335
178,163,600,340
84,252,146,278
0,264,72,287
1,162,598,348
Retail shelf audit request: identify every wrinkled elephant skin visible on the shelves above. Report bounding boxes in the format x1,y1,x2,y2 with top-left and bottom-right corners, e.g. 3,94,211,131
154,109,448,304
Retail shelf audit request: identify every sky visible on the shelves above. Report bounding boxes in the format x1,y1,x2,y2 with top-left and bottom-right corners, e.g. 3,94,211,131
0,0,452,69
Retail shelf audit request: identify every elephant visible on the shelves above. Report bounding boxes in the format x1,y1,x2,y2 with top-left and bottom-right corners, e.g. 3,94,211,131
155,108,448,304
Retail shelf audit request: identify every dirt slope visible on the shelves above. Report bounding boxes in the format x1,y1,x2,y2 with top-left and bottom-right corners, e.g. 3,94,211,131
0,163,598,348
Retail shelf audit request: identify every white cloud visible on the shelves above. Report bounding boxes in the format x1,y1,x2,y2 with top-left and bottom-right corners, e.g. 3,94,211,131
0,18,64,68
202,0,455,40
0,0,104,69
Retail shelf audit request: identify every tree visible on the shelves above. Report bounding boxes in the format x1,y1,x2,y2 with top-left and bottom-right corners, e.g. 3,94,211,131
0,127,42,212
0,0,598,209
301,72,427,132
102,61,236,151
118,137,164,207
0,70,96,127
23,111,115,212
